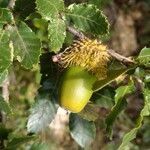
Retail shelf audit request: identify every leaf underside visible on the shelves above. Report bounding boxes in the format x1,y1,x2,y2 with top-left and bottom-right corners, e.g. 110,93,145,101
69,113,96,148
27,94,57,133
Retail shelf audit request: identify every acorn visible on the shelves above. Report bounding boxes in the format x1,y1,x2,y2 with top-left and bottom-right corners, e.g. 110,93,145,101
58,38,110,113
59,66,97,113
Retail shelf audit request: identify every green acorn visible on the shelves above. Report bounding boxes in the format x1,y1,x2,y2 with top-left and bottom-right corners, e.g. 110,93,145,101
58,38,110,112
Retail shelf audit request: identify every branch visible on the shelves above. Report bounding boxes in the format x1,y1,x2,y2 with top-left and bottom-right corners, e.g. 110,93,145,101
67,26,86,39
0,78,9,149
65,26,135,65
2,78,9,103
108,49,135,65
0,78,9,123
7,0,16,9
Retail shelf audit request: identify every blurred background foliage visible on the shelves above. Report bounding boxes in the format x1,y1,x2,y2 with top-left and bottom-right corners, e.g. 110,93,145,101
0,0,150,149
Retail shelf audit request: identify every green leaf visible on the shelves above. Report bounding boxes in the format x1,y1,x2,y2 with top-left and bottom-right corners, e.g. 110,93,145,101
93,62,131,92
0,95,11,114
6,136,36,149
9,21,41,69
134,67,146,78
0,67,8,86
27,94,57,133
92,87,115,108
106,99,126,139
36,0,64,20
78,103,99,121
105,82,135,137
115,83,135,103
137,47,150,67
69,113,96,148
30,143,49,150
0,9,13,77
145,74,150,83
118,88,150,149
0,0,9,8
0,30,12,78
141,88,150,116
32,18,48,31
48,18,66,52
143,123,150,143
0,8,13,28
0,124,11,140
66,3,109,36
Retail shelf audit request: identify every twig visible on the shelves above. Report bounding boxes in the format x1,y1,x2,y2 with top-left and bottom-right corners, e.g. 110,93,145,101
67,26,86,39
52,50,135,66
2,79,9,103
7,0,16,9
0,78,9,149
53,26,135,65
108,49,135,65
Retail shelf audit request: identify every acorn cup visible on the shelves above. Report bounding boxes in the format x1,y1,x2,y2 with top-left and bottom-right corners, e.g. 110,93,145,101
58,38,110,113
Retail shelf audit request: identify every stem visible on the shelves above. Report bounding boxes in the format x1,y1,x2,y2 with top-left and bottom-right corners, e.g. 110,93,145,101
53,26,135,65
2,79,10,103
0,78,9,149
7,0,16,9
108,49,135,65
67,26,86,39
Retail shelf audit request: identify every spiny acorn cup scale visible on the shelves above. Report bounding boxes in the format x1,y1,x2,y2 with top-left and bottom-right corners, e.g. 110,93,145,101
59,66,97,113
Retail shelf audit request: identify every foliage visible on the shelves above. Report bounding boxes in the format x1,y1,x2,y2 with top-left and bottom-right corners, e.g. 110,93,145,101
6,136,36,149
0,0,150,149
137,47,150,67
106,81,135,137
48,18,66,52
36,0,64,19
9,21,41,69
27,93,57,133
66,3,109,36
0,95,11,114
69,113,96,147
119,88,150,149
0,29,12,75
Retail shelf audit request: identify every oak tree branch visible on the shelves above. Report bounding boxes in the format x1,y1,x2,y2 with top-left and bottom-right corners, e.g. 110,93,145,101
66,26,135,65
